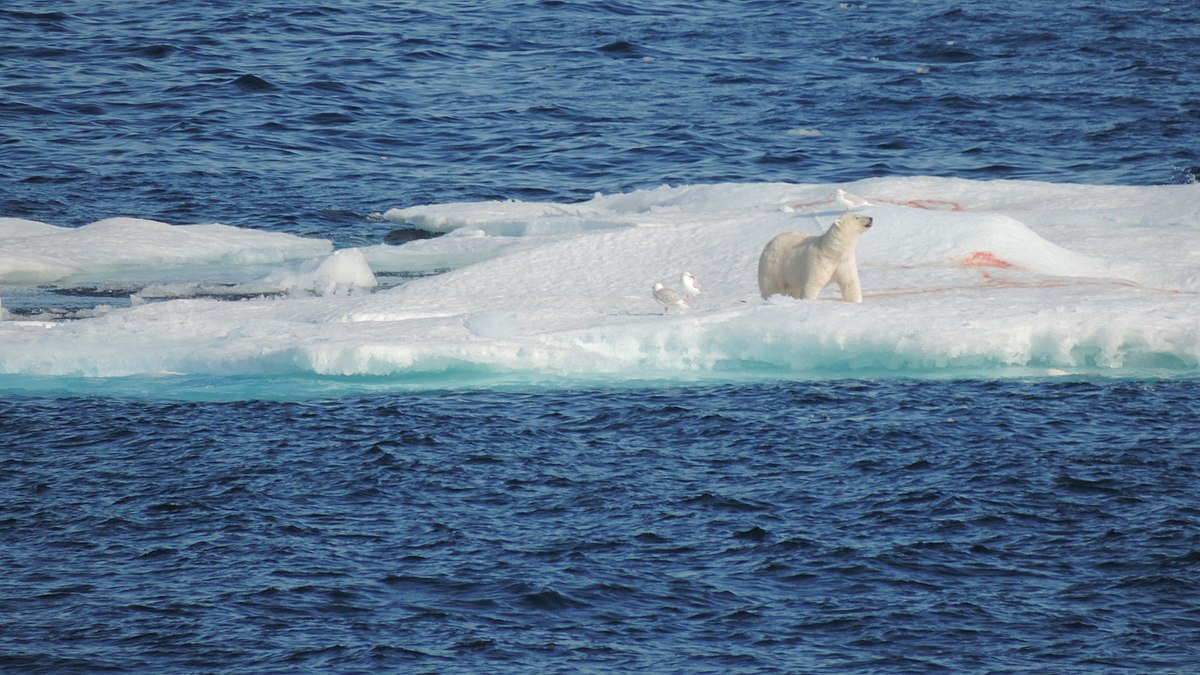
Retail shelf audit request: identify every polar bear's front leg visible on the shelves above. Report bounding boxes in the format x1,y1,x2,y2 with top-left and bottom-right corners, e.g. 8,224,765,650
833,260,863,303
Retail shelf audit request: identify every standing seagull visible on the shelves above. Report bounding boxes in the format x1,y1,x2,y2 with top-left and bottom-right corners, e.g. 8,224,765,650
652,282,689,314
834,188,872,211
680,271,703,298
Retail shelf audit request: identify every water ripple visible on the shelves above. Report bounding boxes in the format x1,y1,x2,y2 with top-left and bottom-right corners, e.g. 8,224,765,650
2,0,1197,239
4,380,1199,671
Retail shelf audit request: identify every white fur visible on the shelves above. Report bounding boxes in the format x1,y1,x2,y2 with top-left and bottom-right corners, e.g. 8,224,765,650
757,213,873,303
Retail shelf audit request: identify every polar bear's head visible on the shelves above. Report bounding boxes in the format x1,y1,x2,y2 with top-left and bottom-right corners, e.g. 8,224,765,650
834,212,873,233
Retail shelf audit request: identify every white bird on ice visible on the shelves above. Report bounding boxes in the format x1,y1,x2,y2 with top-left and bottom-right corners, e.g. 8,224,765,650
680,271,702,297
652,282,689,314
834,188,872,211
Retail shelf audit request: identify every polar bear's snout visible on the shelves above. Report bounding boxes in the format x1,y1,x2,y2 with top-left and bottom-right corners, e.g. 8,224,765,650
863,216,873,229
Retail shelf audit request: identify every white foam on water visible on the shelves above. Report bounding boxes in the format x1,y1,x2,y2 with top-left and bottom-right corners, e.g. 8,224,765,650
2,178,1199,393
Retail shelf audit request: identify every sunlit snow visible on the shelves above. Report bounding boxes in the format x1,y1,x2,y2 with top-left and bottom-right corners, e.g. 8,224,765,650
2,178,1199,393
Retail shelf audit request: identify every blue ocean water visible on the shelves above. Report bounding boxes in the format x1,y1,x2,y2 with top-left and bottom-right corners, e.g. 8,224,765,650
4,381,1200,672
3,1,1200,672
3,1,1196,241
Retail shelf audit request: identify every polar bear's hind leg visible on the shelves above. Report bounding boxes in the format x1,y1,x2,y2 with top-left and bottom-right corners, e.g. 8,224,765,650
758,232,812,299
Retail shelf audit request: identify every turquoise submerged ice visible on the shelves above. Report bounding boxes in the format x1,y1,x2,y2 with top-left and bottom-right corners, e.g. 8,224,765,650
2,178,1198,394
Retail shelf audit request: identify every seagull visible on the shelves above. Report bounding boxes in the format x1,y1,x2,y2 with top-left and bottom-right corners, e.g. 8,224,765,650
652,282,689,314
680,271,703,297
834,188,872,211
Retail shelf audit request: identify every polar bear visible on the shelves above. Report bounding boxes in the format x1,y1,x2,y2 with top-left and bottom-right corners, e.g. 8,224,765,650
757,213,873,302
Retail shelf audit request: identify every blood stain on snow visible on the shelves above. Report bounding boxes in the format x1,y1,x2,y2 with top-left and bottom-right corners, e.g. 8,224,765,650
783,196,965,212
895,198,963,211
962,251,1016,269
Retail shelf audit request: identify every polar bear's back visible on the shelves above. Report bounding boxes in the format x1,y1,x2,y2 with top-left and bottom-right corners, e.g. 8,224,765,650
757,231,815,299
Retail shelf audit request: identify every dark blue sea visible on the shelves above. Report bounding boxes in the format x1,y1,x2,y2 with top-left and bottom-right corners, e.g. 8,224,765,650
3,1,1200,672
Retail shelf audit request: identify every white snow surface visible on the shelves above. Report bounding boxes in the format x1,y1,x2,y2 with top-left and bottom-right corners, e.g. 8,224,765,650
3,178,1199,389
0,217,333,284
